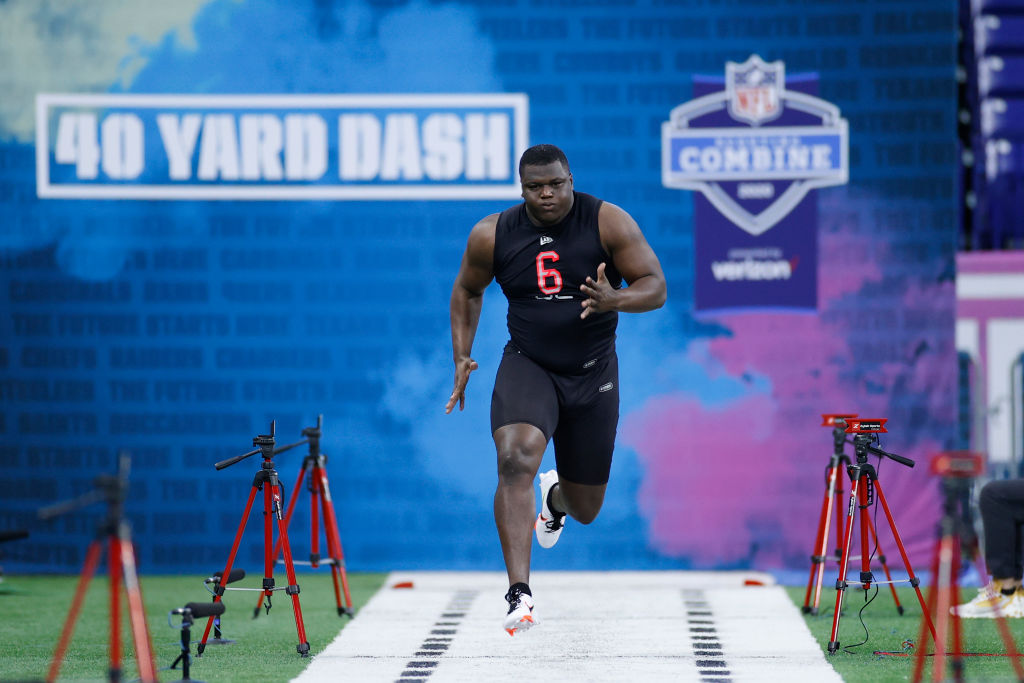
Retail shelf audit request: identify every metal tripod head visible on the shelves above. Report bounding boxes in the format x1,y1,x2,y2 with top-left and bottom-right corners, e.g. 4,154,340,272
215,421,277,471
301,415,323,459
213,416,325,471
852,432,881,463
38,451,133,534
844,418,915,468
266,416,322,461
832,422,849,456
822,414,858,457
253,421,277,466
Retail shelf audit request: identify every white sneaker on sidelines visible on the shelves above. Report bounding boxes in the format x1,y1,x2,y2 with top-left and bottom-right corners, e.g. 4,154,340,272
503,586,537,635
535,469,566,549
950,580,1024,618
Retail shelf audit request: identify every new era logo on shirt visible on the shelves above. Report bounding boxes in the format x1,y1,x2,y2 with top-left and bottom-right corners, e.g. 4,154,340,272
540,236,553,245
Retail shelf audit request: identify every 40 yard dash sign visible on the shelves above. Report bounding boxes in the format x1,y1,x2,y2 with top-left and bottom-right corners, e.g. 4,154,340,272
36,93,529,200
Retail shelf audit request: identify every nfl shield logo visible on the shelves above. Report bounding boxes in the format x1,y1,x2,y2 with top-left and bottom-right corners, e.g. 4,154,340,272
661,53,848,237
727,55,783,126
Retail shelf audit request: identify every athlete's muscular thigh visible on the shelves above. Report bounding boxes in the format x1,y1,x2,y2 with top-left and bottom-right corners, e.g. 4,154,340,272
490,344,559,439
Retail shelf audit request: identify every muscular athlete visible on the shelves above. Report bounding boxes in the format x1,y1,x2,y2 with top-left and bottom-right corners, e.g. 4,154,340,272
445,144,666,634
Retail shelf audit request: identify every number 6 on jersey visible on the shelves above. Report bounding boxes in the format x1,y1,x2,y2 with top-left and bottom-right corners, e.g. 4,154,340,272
535,250,563,295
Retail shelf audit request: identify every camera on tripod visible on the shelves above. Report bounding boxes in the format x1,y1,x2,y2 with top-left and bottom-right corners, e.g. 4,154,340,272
843,418,888,434
822,416,931,654
843,418,917,469
930,450,984,479
820,413,858,428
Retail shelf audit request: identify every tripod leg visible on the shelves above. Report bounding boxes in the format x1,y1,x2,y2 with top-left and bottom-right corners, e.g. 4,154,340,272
261,482,277,610
307,466,338,613
277,464,307,553
272,482,311,655
311,476,321,569
949,534,964,683
213,606,223,640
109,536,122,683
179,624,192,679
933,531,956,679
834,471,846,566
857,481,873,591
828,473,862,653
864,515,905,614
990,601,1024,680
255,463,308,619
913,535,942,683
317,465,354,613
118,529,157,683
47,540,103,683
804,465,838,615
199,485,260,654
873,479,937,644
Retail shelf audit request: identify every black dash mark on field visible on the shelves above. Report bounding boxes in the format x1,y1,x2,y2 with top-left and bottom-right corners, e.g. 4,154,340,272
396,589,478,682
683,589,733,683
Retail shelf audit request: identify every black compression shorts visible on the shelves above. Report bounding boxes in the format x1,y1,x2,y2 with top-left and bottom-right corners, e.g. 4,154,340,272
490,342,619,486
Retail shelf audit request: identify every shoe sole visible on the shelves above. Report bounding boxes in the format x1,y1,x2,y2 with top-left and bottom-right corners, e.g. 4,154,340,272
505,614,535,636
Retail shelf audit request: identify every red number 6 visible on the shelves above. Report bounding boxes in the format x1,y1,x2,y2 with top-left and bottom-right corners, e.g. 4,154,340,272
535,251,563,295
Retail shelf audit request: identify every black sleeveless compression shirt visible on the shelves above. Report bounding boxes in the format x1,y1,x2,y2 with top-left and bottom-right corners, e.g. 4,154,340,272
492,192,622,374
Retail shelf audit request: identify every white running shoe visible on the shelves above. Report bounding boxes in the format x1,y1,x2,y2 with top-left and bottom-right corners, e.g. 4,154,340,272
535,469,566,549
503,586,536,635
950,581,1024,618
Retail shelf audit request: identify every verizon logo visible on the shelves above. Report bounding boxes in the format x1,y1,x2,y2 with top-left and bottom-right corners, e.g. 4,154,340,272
710,257,796,281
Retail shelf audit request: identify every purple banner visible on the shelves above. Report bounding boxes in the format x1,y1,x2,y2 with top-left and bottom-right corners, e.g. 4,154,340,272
663,56,848,311
694,187,817,310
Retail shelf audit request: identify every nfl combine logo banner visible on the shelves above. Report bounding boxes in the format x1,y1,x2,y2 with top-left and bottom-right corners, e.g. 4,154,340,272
662,55,849,311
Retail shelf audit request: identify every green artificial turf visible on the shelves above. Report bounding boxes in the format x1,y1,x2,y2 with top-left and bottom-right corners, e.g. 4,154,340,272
786,584,1024,683
0,572,386,683
5,573,1024,682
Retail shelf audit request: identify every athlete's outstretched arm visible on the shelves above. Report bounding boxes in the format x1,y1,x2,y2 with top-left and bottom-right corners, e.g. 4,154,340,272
446,214,497,413
580,202,667,319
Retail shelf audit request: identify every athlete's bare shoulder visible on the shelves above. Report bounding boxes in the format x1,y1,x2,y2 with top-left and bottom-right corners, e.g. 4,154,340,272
596,201,643,250
470,212,499,236
456,213,499,290
466,213,498,258
597,200,637,226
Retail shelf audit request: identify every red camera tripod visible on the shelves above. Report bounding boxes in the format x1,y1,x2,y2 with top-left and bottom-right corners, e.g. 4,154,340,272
40,453,157,683
251,415,354,619
911,451,1023,683
803,414,904,616
197,422,310,657
827,419,936,655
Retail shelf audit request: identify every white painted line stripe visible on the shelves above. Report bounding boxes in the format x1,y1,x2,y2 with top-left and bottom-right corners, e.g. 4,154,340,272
957,273,1024,300
293,572,842,683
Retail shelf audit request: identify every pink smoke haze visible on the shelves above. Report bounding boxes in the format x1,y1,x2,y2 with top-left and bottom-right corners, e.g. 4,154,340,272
626,393,776,564
622,213,953,570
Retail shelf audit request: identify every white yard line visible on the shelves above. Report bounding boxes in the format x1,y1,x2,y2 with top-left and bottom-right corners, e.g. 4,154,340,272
293,571,844,683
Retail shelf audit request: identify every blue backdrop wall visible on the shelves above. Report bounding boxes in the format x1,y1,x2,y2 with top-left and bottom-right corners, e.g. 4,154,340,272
0,0,958,575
